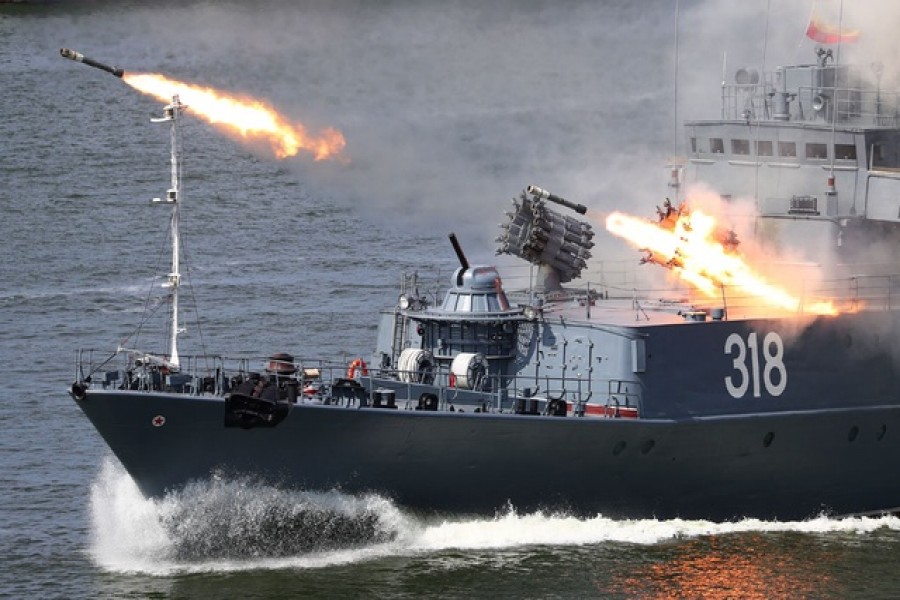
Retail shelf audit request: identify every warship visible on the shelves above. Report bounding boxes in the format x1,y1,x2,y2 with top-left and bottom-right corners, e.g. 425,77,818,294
69,45,900,522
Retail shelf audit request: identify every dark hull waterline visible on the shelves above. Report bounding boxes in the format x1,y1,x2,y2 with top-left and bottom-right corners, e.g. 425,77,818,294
75,389,900,522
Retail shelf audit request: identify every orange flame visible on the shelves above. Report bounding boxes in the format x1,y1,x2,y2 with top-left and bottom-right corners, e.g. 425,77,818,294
122,73,346,161
606,209,838,316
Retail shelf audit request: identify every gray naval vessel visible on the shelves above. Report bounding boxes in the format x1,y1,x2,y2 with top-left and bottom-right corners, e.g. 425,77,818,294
71,47,900,522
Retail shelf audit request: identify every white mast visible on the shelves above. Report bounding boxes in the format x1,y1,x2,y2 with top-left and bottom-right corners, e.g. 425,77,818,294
152,95,185,369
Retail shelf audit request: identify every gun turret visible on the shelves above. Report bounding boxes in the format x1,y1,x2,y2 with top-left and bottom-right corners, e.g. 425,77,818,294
526,185,587,215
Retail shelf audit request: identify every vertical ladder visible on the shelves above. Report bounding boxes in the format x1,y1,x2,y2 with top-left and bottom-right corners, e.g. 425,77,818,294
390,309,408,369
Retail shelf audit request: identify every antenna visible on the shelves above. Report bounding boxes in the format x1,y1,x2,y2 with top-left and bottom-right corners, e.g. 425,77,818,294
151,95,186,369
673,0,680,156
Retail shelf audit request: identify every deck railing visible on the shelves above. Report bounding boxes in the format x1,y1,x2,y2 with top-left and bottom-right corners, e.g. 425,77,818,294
72,347,644,417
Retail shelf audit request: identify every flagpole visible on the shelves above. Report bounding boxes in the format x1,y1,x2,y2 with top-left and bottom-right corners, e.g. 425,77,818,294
829,0,844,180
673,0,680,157
753,0,772,206
798,0,817,50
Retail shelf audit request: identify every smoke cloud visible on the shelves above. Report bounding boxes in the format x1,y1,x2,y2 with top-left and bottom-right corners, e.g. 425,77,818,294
48,0,900,274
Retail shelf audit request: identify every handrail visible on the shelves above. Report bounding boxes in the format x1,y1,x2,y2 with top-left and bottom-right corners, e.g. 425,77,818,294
72,347,645,416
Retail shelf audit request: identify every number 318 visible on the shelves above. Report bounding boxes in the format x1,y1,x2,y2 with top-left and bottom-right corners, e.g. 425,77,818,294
724,332,787,398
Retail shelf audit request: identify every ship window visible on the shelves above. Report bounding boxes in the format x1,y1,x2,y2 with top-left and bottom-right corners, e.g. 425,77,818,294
456,294,471,312
472,294,487,312
710,138,724,154
731,139,750,155
756,140,773,156
690,137,697,153
443,292,457,310
487,294,500,311
778,142,797,157
498,292,510,310
869,142,900,169
805,143,828,159
835,144,857,160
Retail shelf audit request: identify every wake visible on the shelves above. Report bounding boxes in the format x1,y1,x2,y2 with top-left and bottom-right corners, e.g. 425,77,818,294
89,458,900,575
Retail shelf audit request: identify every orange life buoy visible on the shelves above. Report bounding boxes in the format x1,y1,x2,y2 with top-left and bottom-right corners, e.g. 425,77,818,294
347,358,369,379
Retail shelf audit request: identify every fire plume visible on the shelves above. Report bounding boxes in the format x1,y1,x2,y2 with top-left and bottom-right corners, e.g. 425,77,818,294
122,73,346,161
606,209,837,316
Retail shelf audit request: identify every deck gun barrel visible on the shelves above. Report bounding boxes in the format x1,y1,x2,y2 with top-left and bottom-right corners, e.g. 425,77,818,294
526,185,587,215
448,233,470,270
59,48,124,78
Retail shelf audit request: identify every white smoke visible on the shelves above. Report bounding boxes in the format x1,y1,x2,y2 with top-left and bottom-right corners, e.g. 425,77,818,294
49,0,900,267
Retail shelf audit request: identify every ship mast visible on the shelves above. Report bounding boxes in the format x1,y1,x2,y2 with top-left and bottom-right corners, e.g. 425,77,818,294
152,95,185,369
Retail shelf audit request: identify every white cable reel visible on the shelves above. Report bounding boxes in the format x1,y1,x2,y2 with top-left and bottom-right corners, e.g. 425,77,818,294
450,352,488,390
398,348,435,384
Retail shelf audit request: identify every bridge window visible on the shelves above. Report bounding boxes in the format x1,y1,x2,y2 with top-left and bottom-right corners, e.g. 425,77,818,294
805,143,828,159
731,139,750,155
869,142,900,169
710,138,724,154
756,141,773,156
487,294,505,311
778,142,796,157
690,137,697,153
835,144,857,160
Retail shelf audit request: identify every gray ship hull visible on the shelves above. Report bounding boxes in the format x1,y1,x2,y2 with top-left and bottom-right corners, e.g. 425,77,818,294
75,388,900,521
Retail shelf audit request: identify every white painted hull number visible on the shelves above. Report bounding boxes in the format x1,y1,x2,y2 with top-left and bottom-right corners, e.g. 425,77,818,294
724,331,787,399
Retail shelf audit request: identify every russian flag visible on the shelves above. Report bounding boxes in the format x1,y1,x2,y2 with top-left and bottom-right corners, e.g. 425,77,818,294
806,13,859,44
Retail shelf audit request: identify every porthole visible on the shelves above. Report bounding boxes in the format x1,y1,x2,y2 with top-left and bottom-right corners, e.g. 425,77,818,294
641,440,656,454
612,441,627,456
848,426,859,442
763,432,775,447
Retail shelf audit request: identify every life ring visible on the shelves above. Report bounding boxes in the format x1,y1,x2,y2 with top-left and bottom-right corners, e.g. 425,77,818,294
347,358,369,379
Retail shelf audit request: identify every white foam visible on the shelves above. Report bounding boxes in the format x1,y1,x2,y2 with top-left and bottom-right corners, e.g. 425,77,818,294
89,459,174,572
89,458,900,575
412,510,900,552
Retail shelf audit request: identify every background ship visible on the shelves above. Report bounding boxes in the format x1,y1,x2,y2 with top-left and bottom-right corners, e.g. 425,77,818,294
69,41,900,522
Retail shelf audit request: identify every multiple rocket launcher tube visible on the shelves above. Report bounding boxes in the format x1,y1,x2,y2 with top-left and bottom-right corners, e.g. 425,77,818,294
497,187,595,283
525,185,588,216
